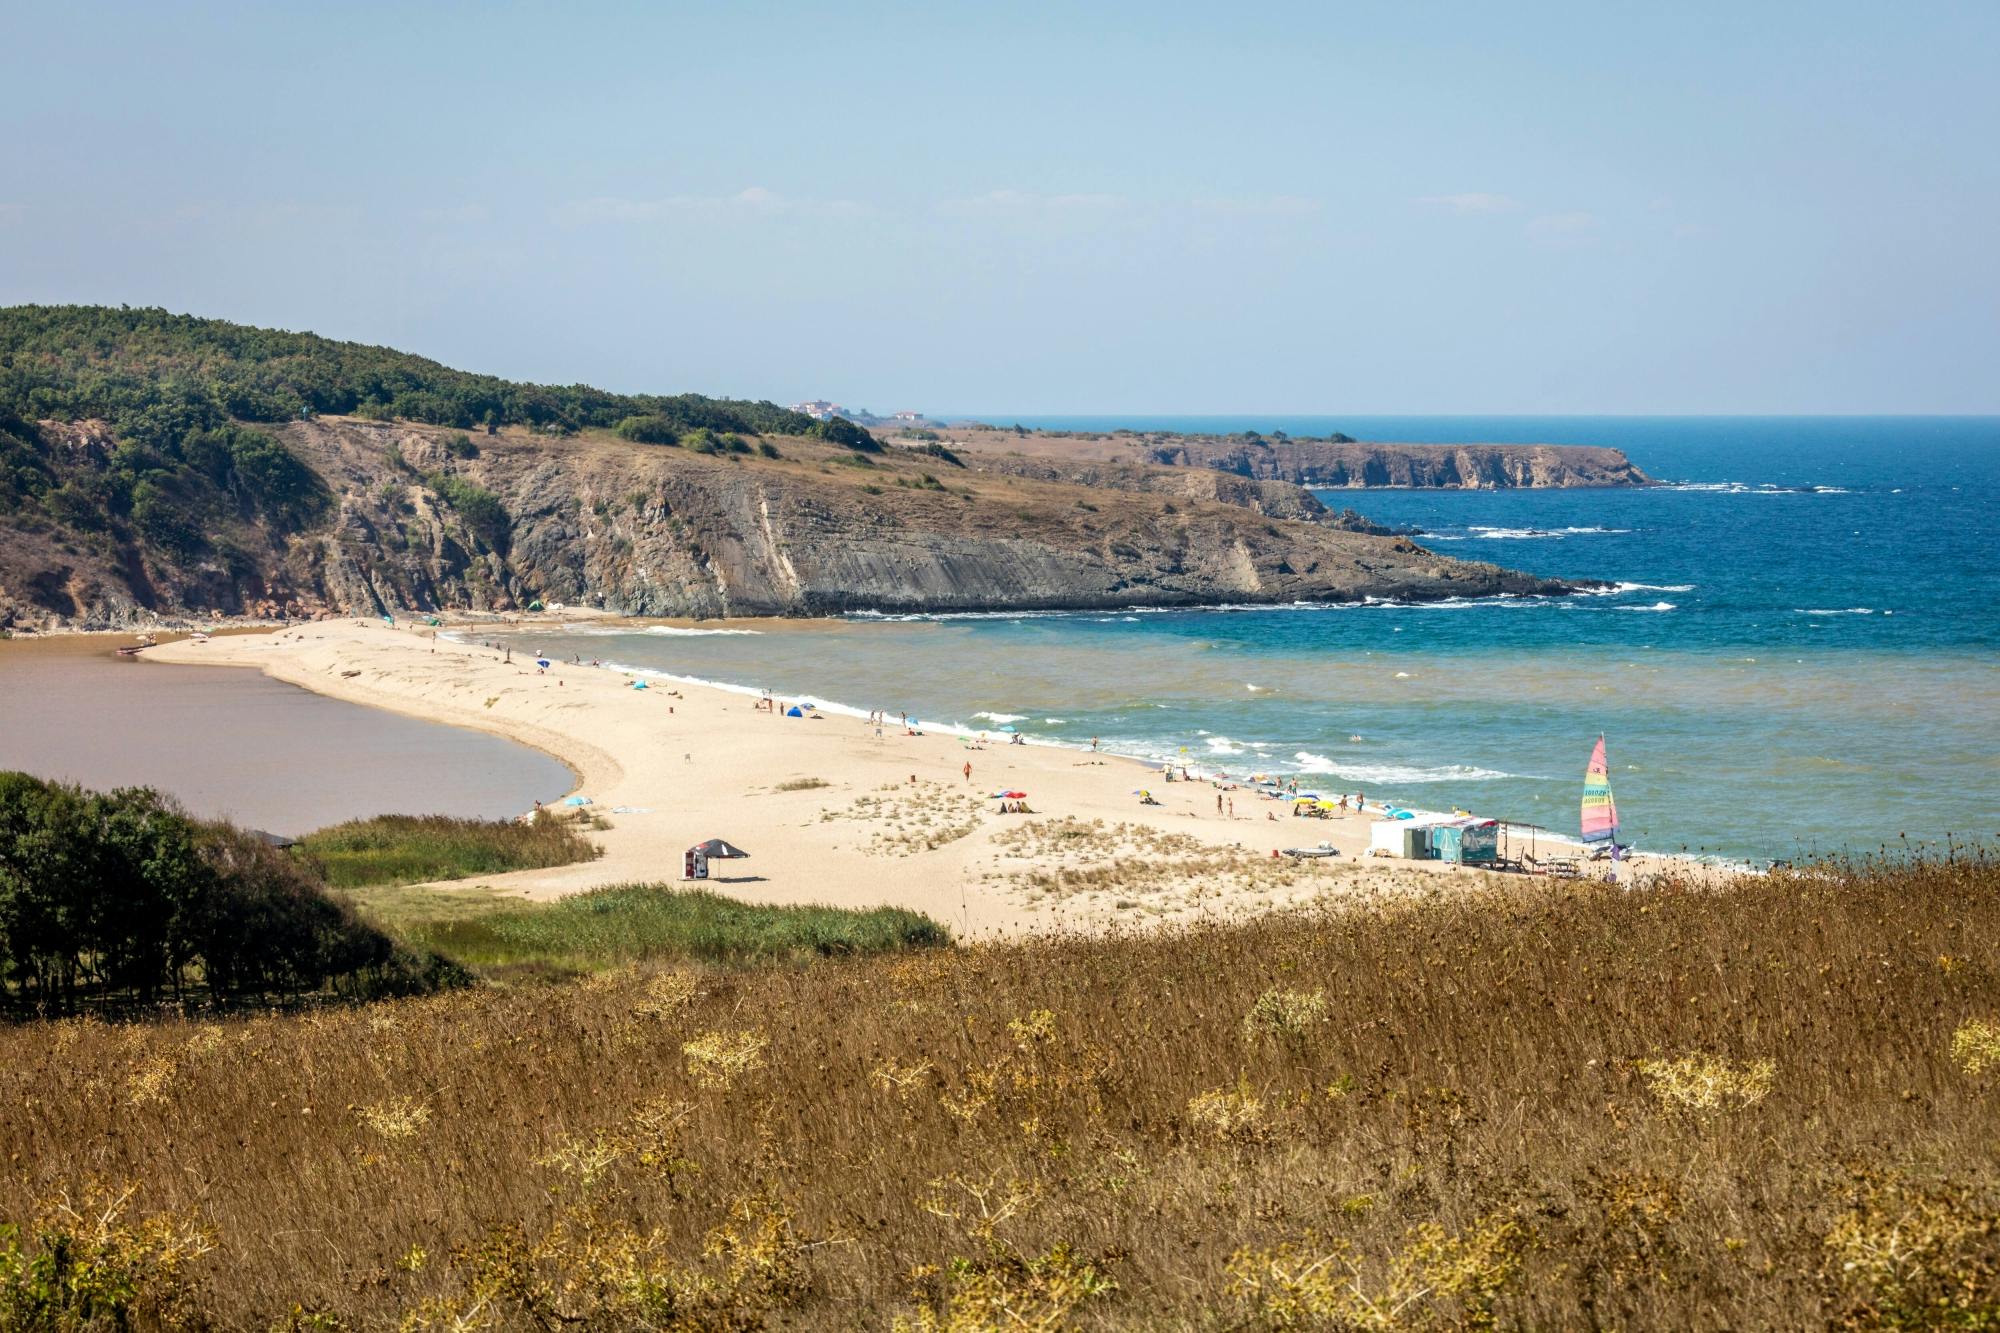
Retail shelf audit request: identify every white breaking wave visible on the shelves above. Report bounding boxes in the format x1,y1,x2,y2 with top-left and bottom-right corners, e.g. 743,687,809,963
560,624,761,637
972,711,1026,725
643,625,760,636
1291,752,1513,783
1797,607,1876,616
1602,582,1696,594
1206,736,1245,754
1470,526,1549,539
1615,601,1677,612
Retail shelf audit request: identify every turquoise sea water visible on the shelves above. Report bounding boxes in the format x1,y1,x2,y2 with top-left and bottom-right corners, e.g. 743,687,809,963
516,418,1998,863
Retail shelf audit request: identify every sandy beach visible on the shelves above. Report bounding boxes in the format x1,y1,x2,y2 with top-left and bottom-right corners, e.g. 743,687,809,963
143,618,1720,937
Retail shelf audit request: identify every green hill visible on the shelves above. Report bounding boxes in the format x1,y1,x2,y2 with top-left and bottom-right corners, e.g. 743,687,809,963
0,304,860,441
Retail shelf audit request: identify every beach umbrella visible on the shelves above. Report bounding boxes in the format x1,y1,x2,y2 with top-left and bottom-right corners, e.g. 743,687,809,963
536,658,551,669
999,725,1017,734
991,790,1027,800
692,838,749,859
1132,789,1151,797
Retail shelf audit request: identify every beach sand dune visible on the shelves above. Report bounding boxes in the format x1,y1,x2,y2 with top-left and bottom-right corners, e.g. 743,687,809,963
150,621,1713,936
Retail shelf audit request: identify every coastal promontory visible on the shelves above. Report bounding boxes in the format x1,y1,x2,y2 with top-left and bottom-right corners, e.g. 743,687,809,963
0,306,1612,628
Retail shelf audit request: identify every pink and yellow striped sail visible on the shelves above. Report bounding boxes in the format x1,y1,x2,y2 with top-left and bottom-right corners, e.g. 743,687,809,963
1581,734,1620,844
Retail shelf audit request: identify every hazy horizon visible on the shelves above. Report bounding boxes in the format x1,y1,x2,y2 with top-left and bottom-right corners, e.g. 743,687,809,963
6,2,1996,415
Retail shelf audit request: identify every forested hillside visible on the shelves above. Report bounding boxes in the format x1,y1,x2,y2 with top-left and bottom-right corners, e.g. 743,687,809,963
0,304,865,441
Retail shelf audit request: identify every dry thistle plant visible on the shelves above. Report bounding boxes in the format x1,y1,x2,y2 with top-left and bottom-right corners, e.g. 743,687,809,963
1949,1017,2000,1075
682,1028,769,1089
632,968,701,1018
354,1095,432,1141
1226,1212,1526,1329
1633,1053,1776,1113
1187,1074,1268,1143
1242,987,1330,1049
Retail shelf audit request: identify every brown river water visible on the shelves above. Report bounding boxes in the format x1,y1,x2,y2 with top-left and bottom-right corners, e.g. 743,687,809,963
0,634,575,837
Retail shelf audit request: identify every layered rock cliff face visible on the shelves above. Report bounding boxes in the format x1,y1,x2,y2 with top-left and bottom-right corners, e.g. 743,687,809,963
0,418,1581,629
935,427,1651,489
1148,437,1651,488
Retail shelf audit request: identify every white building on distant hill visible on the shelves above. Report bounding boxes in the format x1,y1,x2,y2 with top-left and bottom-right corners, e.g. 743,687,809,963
790,399,846,420
891,410,925,423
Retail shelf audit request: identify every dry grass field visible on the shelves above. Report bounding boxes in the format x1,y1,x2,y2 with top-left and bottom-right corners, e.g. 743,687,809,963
3,854,1998,1329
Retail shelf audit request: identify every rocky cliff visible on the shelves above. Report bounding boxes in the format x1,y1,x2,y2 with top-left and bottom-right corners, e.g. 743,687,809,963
0,417,1582,629
915,425,1653,489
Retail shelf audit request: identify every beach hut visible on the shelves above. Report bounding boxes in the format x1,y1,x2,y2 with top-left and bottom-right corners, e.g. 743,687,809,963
1369,820,1430,859
1430,818,1500,865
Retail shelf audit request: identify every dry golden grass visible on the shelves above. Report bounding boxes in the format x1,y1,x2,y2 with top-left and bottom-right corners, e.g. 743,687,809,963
3,854,1999,1328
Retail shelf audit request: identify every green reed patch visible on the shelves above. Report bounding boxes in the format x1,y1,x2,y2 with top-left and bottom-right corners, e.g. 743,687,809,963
298,812,599,888
372,883,949,978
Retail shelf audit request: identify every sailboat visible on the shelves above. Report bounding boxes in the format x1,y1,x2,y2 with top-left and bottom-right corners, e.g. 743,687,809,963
1581,734,1621,856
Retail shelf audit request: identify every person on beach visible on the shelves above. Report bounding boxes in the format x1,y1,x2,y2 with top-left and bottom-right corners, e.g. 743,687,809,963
1091,737,1099,752
963,761,973,784
1216,793,1223,814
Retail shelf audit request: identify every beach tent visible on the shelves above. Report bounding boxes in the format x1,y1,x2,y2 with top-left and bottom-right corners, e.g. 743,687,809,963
683,838,749,881
562,795,593,807
1431,819,1500,865
786,706,804,718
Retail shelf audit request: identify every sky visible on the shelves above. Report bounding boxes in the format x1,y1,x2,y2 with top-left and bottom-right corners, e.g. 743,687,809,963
3,1,1997,414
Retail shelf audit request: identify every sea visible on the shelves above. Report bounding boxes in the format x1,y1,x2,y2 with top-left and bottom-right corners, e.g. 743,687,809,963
509,416,1999,865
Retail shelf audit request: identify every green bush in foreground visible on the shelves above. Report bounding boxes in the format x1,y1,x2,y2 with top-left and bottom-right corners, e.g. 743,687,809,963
298,812,598,889
388,884,949,976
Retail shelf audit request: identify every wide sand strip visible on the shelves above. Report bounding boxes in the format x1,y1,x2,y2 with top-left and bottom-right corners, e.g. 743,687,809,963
148,620,1708,937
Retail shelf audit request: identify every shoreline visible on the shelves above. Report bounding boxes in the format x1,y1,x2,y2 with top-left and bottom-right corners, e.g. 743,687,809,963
138,618,1730,937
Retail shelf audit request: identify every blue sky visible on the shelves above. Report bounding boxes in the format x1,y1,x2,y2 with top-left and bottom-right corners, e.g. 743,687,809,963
4,1,1996,413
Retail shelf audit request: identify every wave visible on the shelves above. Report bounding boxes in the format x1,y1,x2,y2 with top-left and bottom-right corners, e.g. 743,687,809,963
972,710,1026,724
1206,736,1245,755
1456,525,1633,540
1655,480,1844,495
1615,601,1677,612
558,624,762,637
1600,582,1695,594
1796,607,1876,616
1291,752,1514,783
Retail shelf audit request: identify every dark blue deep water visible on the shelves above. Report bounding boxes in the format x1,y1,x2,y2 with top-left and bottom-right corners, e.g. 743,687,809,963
523,418,1999,863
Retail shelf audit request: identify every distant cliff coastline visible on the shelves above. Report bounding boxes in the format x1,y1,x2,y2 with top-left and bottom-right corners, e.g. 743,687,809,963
914,424,1652,490
0,306,1600,629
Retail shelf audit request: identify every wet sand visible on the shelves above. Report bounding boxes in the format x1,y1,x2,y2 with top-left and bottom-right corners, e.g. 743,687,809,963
139,619,1725,938
0,634,575,835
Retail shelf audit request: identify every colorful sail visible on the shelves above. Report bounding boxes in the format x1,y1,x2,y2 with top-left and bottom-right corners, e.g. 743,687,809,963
1581,734,1620,844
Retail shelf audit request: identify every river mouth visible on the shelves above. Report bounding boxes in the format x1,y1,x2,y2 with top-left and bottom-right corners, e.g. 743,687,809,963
0,634,575,837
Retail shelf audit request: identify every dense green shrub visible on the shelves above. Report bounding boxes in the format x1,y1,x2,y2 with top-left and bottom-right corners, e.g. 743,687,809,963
424,473,510,552
0,772,460,1014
